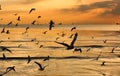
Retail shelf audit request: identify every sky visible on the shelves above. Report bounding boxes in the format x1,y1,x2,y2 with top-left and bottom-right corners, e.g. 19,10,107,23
0,0,120,25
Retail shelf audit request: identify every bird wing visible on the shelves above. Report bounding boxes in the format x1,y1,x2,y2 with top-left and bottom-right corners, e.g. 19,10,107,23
6,48,12,53
70,32,78,46
29,8,35,14
34,61,43,69
55,41,70,48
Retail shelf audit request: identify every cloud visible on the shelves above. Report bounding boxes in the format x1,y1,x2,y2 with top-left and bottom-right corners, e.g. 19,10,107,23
61,0,120,15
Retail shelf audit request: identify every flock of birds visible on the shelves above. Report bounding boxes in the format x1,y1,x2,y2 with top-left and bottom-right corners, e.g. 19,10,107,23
0,4,119,76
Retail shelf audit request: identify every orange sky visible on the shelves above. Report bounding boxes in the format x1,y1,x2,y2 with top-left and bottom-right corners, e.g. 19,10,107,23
0,0,120,25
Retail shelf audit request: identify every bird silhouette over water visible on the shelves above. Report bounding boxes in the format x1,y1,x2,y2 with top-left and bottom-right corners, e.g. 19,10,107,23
43,31,47,34
6,30,10,34
71,27,76,31
27,55,31,64
73,48,82,53
0,46,12,53
55,32,78,50
0,5,2,10
101,61,106,66
7,21,12,25
43,55,50,61
29,8,35,14
38,16,41,18
34,61,48,71
49,20,55,30
1,27,5,33
2,53,7,60
31,20,36,25
17,16,21,21
6,66,15,72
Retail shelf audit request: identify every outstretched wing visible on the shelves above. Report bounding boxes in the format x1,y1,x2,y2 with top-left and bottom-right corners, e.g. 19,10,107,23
55,41,70,48
29,8,35,14
70,32,78,46
6,48,12,53
34,61,43,69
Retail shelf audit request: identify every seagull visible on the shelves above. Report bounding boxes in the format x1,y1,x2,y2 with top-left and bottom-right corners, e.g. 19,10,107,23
6,66,15,72
29,8,35,14
103,40,107,43
101,61,106,66
0,5,1,10
13,13,18,16
86,48,91,52
18,44,22,47
38,16,41,18
55,32,78,50
43,31,47,34
68,34,74,38
7,21,12,25
1,27,5,33
73,48,82,53
0,46,12,53
94,52,102,60
56,37,59,40
49,20,55,30
34,61,48,71
110,47,115,53
31,20,36,25
43,55,50,61
27,55,31,64
71,27,76,31
15,23,18,26
17,16,21,21
3,53,7,60
39,45,43,48
6,30,10,34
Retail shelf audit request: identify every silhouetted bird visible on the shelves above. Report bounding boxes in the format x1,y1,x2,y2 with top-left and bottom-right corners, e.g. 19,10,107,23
49,20,55,30
68,34,74,38
14,13,18,16
6,30,10,34
61,32,65,37
55,33,78,50
6,66,15,72
38,16,41,18
1,27,5,33
34,61,48,71
86,48,91,52
7,21,12,25
27,55,31,64
73,48,82,53
110,47,115,53
17,16,21,21
0,5,2,10
15,23,18,26
94,52,102,60
43,31,47,34
18,44,22,48
56,37,59,40
3,53,7,60
29,8,35,14
43,55,50,61
101,61,106,66
31,20,36,25
39,45,43,48
0,46,12,53
103,40,107,43
26,27,29,31
71,27,76,31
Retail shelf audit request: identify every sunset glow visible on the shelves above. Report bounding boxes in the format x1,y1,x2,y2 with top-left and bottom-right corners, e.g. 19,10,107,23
0,0,120,24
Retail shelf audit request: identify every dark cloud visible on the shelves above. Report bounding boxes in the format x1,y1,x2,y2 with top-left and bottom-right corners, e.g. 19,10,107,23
20,0,46,4
62,0,120,15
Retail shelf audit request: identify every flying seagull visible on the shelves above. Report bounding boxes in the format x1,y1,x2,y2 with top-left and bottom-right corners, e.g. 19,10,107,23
0,5,2,10
43,55,50,61
29,8,35,14
6,66,15,72
34,61,48,71
3,53,7,60
7,21,12,25
0,46,12,53
73,48,82,53
55,32,78,50
17,16,21,21
71,27,76,31
38,16,41,18
27,55,31,64
31,20,36,25
1,27,5,33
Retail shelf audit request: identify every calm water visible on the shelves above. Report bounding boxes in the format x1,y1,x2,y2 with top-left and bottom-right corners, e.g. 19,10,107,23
0,25,120,76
